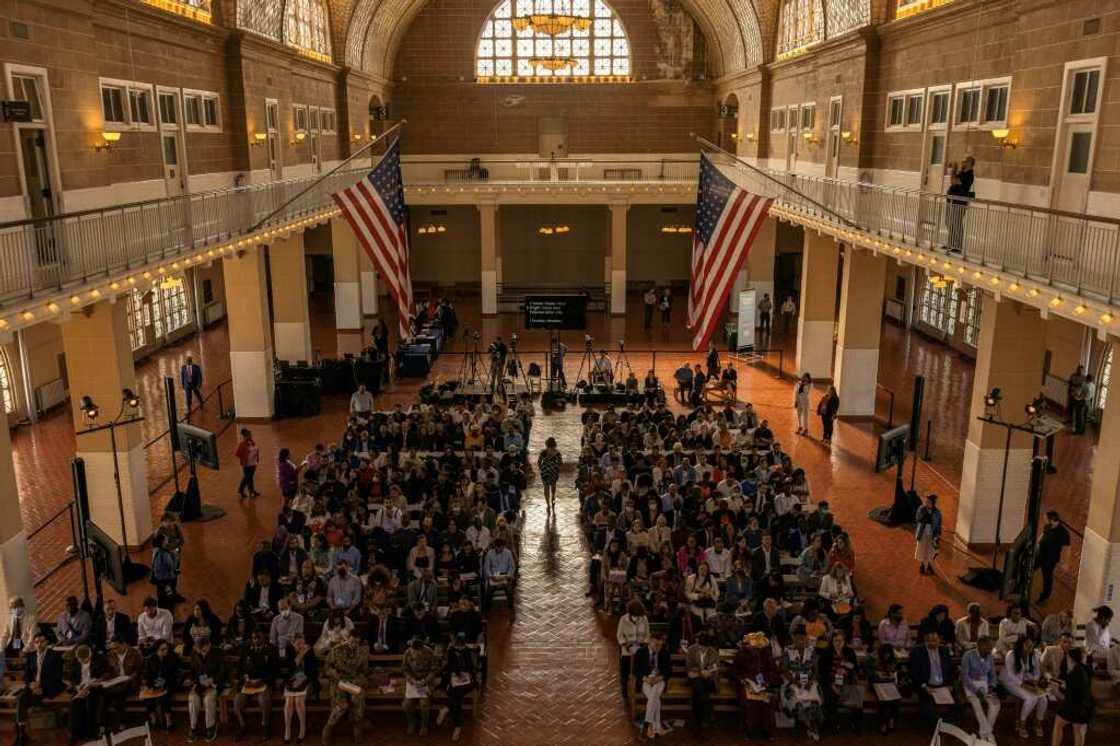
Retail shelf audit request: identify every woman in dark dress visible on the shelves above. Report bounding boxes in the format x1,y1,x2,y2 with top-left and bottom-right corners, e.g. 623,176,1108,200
142,640,180,731
817,386,840,444
1051,646,1093,746
537,437,562,514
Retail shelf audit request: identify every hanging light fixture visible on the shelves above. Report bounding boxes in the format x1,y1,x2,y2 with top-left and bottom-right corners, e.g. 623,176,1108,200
538,223,570,235
513,0,591,36
661,224,693,234
529,57,576,72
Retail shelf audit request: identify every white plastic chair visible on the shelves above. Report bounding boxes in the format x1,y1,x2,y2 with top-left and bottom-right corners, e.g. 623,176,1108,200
929,719,996,746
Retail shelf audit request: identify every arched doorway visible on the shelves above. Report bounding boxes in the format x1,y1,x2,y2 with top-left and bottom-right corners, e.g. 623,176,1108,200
718,93,739,152
369,95,386,138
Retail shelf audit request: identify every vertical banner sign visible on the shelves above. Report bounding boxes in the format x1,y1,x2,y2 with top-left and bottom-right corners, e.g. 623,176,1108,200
736,289,756,350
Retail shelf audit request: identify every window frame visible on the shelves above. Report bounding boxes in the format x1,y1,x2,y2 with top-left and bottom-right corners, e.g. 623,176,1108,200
800,102,816,131
770,108,786,133
955,77,1011,129
293,104,308,134
182,88,222,132
99,77,156,132
885,88,924,131
926,85,951,130
1066,62,1105,121
905,92,924,129
11,73,46,123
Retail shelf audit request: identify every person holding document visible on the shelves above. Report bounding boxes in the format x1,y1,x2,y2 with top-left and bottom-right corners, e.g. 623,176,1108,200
62,644,110,745
868,643,902,735
101,636,142,733
322,633,368,745
732,632,780,740
634,633,672,739
685,632,721,732
187,636,227,742
402,637,439,736
818,629,863,734
233,628,277,741
780,624,823,742
908,628,957,730
1001,635,1050,738
960,635,1001,742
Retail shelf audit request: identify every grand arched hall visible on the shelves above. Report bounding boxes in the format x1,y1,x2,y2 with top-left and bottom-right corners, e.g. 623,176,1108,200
0,0,1118,744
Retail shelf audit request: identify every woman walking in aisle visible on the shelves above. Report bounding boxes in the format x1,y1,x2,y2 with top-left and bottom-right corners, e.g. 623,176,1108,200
794,373,812,435
914,494,942,576
537,437,563,513
817,386,840,445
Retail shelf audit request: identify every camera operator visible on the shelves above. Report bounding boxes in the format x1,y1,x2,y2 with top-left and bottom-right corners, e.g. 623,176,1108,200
551,339,569,388
489,335,509,383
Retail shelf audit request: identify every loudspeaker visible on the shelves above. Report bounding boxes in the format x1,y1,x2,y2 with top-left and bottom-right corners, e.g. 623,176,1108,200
909,375,925,452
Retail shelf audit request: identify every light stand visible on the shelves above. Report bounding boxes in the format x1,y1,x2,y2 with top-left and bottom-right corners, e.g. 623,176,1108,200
74,390,150,585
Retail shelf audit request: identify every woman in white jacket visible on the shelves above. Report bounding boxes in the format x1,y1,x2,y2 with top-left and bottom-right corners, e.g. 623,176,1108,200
616,600,650,700
685,562,720,623
794,373,812,435
1000,636,1049,738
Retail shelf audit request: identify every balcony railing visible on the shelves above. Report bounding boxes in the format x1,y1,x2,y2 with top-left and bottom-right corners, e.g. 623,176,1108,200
711,153,1120,306
399,156,700,184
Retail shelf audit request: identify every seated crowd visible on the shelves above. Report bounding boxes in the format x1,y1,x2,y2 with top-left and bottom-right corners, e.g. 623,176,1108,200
3,394,537,746
578,397,1112,744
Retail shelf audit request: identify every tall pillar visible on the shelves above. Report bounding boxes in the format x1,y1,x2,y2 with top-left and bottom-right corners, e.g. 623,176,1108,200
833,248,886,417
795,231,839,378
480,203,498,316
331,218,363,355
270,233,312,364
1077,342,1120,632
359,251,378,318
61,301,150,547
955,295,1046,545
610,203,628,315
223,247,275,420
0,412,35,618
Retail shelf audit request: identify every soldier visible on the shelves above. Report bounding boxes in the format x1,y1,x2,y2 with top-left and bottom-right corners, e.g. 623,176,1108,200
402,636,440,736
322,633,369,745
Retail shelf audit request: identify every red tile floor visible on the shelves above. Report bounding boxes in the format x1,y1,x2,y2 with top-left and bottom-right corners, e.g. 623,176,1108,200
8,290,1109,745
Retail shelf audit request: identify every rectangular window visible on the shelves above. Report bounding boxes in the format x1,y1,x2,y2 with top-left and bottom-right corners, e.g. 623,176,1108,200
928,91,950,126
801,104,815,130
203,97,219,127
158,91,178,126
11,74,44,121
770,108,785,132
1068,131,1093,174
266,99,279,130
129,87,152,126
293,104,308,132
906,93,923,127
309,107,320,132
101,85,126,124
828,98,841,128
982,84,1008,124
957,87,980,124
1070,69,1100,116
183,89,221,131
887,95,904,128
184,95,202,126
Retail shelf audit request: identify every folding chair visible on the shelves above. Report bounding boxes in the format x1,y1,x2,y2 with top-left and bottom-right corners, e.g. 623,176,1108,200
929,718,995,746
109,723,154,746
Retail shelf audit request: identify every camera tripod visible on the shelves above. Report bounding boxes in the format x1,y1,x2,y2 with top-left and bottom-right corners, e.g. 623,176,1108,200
457,328,491,394
613,340,634,384
504,334,535,396
573,336,597,387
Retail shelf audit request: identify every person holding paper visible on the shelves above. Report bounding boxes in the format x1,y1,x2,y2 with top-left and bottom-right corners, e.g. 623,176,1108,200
322,633,368,745
961,635,1001,742
616,600,650,700
136,598,174,652
818,629,863,735
101,636,142,732
732,633,780,740
62,644,109,745
634,632,672,739
954,602,990,654
233,628,277,741
997,603,1033,655
282,634,319,745
142,640,180,732
402,637,439,736
779,624,823,742
270,596,304,656
56,596,93,647
1001,635,1050,738
481,537,517,613
437,633,476,742
685,632,721,732
907,629,957,730
869,643,902,735
187,636,227,742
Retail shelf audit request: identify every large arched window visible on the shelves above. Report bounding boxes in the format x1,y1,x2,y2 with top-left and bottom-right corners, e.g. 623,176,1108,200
776,0,823,59
476,0,631,83
286,0,332,62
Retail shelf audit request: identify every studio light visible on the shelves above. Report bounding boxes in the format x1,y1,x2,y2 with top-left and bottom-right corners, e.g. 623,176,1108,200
984,388,1002,407
1026,393,1046,418
80,395,99,420
122,388,140,409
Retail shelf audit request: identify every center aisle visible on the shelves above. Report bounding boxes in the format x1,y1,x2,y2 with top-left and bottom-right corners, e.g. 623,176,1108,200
477,406,633,743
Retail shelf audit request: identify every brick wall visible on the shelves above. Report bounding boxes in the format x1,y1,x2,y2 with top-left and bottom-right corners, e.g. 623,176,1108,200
389,0,718,154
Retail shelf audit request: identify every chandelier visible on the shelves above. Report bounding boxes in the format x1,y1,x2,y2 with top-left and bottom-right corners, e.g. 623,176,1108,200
512,0,591,36
529,56,575,71
928,273,954,289
417,224,447,235
539,224,570,235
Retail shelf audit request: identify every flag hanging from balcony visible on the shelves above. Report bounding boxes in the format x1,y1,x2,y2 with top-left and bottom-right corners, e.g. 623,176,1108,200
687,153,772,351
332,138,413,340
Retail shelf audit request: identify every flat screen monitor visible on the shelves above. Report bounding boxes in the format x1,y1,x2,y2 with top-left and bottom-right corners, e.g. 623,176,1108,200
176,423,219,470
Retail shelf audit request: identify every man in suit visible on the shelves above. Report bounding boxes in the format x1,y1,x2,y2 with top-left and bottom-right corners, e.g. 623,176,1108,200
15,633,65,745
56,595,92,646
101,636,142,731
750,533,783,601
180,354,204,415
908,629,957,729
93,598,134,652
2,596,36,659
633,633,672,738
244,570,283,620
751,597,791,650
62,644,109,745
1036,510,1071,603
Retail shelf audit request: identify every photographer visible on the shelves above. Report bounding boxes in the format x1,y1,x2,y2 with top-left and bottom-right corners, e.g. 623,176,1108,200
489,336,508,385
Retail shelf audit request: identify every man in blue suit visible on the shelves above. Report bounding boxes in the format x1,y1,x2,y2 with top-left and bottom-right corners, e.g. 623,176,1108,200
908,628,958,730
15,632,65,745
180,355,204,416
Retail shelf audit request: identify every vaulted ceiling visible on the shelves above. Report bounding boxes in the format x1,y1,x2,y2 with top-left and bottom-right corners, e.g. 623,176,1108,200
294,0,886,82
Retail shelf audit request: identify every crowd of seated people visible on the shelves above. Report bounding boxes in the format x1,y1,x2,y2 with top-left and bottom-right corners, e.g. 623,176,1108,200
3,395,536,746
577,398,1112,744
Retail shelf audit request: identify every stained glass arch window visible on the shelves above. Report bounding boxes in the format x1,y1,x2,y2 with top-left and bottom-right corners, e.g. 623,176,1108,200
476,0,632,82
237,0,332,63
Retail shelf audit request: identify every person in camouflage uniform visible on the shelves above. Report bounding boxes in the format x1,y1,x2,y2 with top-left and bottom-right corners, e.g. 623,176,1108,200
402,637,441,736
322,634,368,745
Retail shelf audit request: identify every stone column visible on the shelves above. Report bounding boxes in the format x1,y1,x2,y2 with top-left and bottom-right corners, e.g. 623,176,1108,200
270,233,312,364
795,231,839,379
834,247,886,417
61,301,150,547
955,295,1046,545
610,203,628,315
480,203,498,316
360,251,378,318
1076,341,1120,632
0,411,35,617
331,218,363,355
223,247,276,420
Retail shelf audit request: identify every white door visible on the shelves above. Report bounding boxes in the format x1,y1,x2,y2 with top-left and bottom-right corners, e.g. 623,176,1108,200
18,129,55,220
1054,123,1094,213
825,97,842,178
921,133,946,193
161,132,184,196
786,106,800,172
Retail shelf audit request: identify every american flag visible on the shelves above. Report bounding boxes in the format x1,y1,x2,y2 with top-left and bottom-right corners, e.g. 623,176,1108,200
332,138,413,340
687,154,772,350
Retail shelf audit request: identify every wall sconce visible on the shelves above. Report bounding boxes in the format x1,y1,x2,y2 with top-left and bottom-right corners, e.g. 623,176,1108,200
801,130,820,144
292,130,307,144
353,133,364,142
991,128,1017,149
251,132,267,147
94,131,121,152
841,130,858,145
745,132,756,142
